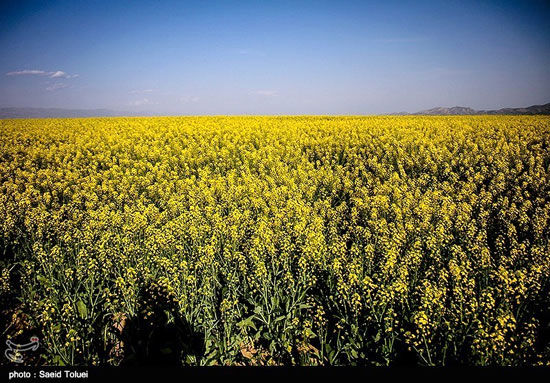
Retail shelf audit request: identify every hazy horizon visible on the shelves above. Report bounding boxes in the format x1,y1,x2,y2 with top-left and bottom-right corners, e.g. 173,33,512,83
1,0,549,115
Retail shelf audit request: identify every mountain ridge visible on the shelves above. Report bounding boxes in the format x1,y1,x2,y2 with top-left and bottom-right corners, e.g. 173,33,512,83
408,102,550,115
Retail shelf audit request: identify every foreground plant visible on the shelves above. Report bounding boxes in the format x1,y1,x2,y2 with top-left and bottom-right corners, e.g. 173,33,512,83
0,115,549,366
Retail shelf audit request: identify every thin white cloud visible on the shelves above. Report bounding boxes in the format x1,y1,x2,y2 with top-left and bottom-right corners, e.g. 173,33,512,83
250,90,278,97
6,69,78,78
6,70,47,76
49,71,78,79
46,83,69,91
50,71,66,78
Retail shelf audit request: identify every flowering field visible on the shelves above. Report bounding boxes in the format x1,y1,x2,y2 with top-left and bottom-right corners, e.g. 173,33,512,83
1,116,549,366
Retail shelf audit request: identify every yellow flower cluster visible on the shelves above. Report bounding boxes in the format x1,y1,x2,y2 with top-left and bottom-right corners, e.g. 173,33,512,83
0,116,549,366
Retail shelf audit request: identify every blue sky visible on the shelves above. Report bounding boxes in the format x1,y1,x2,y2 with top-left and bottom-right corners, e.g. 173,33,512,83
1,0,549,114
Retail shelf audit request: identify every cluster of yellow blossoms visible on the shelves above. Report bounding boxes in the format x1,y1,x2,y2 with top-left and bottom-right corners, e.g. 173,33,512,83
0,116,549,366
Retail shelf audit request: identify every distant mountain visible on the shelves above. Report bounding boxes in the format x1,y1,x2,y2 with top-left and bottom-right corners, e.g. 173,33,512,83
0,107,145,119
409,102,550,116
482,103,550,115
413,106,478,115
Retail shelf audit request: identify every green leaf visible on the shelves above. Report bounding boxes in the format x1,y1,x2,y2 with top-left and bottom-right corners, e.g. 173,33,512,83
53,355,66,366
237,315,256,330
76,300,88,319
304,328,316,338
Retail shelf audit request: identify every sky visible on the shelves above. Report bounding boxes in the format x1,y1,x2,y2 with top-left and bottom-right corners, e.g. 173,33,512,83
0,0,549,115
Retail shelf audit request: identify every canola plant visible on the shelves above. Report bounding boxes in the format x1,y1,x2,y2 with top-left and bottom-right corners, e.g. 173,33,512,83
0,116,549,366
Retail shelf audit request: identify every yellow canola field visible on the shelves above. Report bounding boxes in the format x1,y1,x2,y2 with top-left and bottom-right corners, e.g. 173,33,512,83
0,115,549,366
